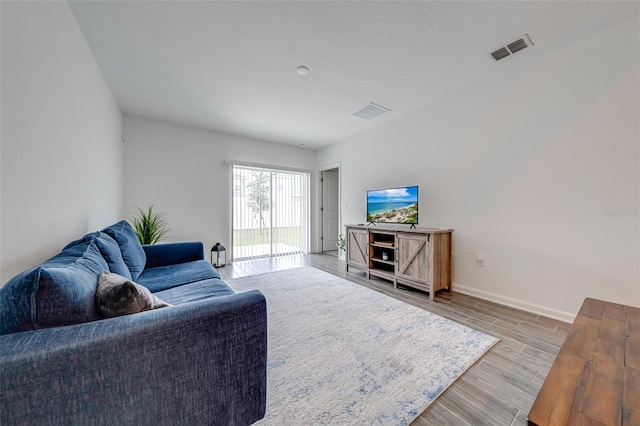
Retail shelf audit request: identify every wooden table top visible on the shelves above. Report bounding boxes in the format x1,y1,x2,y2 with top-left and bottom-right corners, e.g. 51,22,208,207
528,297,640,425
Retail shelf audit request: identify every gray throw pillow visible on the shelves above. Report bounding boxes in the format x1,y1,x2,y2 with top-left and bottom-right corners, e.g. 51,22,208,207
96,271,171,318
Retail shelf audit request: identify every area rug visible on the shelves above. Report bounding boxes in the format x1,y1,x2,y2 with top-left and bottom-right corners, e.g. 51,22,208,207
227,267,498,425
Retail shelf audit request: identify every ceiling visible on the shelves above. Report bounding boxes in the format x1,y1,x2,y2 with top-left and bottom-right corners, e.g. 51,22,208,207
68,1,639,150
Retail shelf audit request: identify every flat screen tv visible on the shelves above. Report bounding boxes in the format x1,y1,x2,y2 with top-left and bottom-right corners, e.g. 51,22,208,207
367,185,419,225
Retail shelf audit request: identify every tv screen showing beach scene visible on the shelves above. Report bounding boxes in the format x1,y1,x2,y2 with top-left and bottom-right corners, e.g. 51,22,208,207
366,186,419,224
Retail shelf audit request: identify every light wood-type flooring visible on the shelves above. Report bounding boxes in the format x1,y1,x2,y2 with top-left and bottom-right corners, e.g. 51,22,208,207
217,253,570,426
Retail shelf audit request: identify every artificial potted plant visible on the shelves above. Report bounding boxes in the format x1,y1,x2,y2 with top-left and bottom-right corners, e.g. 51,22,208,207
130,205,169,245
337,234,346,259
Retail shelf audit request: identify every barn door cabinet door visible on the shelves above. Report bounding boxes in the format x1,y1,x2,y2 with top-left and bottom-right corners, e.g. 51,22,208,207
396,233,432,286
346,228,368,269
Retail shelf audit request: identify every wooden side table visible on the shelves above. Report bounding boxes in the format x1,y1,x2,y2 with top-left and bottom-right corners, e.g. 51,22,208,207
528,297,640,425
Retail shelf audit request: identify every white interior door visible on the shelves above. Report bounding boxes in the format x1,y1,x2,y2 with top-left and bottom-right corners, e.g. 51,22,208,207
322,170,339,252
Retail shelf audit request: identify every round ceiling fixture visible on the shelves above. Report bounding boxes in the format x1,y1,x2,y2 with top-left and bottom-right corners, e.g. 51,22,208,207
297,66,309,76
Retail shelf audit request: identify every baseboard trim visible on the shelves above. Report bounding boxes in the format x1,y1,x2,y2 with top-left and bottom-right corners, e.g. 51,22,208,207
453,283,575,324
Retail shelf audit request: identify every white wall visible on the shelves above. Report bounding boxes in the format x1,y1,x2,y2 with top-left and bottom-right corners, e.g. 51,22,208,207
122,115,317,258
317,16,640,321
1,1,123,284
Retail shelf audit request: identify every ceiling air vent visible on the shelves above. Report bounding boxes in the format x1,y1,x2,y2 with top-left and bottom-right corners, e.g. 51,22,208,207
491,47,511,61
490,34,533,62
353,103,391,120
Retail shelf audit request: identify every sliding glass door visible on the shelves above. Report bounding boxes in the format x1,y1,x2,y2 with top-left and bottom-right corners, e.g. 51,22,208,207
232,165,310,260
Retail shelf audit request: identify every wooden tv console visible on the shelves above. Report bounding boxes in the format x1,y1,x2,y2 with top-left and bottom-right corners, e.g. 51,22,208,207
345,224,453,301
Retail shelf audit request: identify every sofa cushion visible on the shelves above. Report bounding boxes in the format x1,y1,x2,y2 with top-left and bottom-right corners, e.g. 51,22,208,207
96,271,170,318
0,268,38,335
154,277,234,305
136,260,219,293
64,231,132,280
102,220,146,280
0,240,108,335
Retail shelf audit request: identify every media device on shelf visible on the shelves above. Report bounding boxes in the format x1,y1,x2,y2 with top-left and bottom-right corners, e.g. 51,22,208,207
366,185,418,228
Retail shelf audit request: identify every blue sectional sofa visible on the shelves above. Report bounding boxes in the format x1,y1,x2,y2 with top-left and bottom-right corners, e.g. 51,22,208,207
0,220,267,426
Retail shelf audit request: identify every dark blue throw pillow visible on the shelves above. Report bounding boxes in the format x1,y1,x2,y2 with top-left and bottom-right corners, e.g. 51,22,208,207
102,220,147,280
64,231,132,280
0,240,108,334
35,241,109,328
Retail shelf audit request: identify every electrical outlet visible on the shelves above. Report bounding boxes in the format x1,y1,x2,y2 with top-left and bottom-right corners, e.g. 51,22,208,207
476,255,485,267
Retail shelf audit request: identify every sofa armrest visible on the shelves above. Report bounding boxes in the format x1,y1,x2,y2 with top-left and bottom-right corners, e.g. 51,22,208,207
0,290,267,426
143,241,205,268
